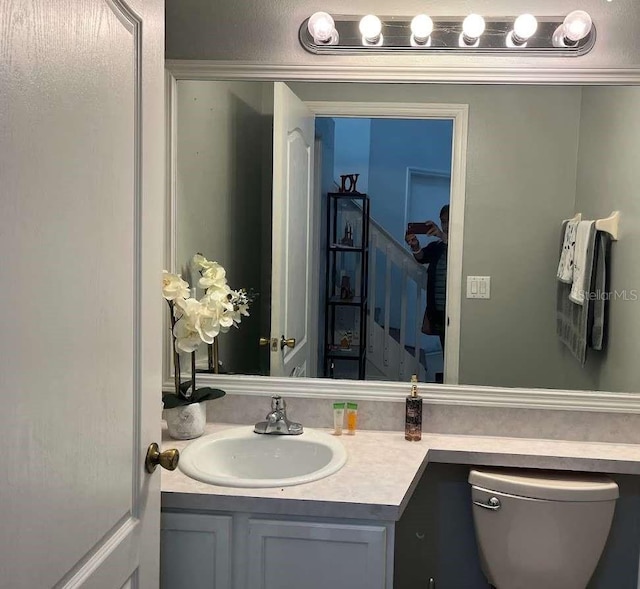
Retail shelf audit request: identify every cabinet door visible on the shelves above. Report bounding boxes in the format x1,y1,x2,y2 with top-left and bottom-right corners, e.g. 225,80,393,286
247,519,387,589
161,512,232,589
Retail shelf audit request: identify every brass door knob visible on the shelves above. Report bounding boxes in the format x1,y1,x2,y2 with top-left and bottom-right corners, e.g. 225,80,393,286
280,336,296,350
259,337,270,346
145,442,179,473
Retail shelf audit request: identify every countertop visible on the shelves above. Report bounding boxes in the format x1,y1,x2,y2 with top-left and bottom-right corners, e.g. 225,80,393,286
161,423,640,521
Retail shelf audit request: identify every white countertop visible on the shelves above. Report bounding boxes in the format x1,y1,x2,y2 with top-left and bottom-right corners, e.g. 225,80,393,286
161,423,640,521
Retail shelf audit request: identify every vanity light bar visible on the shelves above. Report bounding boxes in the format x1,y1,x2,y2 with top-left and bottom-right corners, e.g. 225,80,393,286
300,12,596,56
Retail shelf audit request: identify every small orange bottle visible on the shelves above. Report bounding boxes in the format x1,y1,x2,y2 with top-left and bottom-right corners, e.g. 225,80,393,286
346,402,358,434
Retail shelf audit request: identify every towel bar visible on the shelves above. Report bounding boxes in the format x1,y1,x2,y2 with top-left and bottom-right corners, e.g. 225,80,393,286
595,210,619,241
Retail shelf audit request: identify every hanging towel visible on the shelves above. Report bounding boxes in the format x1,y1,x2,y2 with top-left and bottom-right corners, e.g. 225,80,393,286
569,221,596,305
556,220,596,365
557,219,579,283
590,232,611,351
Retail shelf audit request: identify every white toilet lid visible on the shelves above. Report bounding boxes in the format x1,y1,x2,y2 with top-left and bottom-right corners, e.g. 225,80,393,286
469,468,619,501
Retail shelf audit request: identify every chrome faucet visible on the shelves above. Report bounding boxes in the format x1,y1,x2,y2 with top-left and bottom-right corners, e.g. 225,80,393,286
254,395,303,435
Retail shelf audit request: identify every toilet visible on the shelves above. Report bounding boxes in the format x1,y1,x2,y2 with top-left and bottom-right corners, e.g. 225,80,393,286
469,468,618,589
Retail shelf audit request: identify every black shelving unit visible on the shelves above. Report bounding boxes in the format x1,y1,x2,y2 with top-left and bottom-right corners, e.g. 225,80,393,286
324,192,370,379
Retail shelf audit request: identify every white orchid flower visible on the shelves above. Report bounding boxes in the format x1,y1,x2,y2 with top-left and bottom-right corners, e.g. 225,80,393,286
165,258,253,364
203,284,231,303
218,311,235,332
199,262,228,292
173,298,206,352
202,289,232,316
172,295,192,321
191,253,208,268
192,253,219,272
173,322,202,354
162,270,190,301
195,303,222,343
200,290,234,333
173,325,201,353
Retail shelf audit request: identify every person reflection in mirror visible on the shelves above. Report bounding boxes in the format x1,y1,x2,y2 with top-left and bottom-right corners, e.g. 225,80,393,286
404,205,449,358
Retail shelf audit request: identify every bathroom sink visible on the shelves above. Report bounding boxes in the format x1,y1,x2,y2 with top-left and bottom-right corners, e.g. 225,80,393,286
178,426,347,488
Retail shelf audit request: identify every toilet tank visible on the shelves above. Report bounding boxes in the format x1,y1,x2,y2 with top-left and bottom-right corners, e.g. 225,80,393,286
469,469,618,589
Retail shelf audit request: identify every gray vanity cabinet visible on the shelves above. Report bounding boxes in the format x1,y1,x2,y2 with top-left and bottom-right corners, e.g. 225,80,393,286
247,519,387,589
161,512,233,589
161,510,391,589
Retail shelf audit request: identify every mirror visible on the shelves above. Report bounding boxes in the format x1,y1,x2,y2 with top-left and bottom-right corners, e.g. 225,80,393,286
170,80,640,393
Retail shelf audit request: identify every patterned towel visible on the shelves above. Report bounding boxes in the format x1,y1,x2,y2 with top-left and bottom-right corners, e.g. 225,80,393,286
590,232,611,351
556,220,600,365
557,219,579,283
570,221,596,305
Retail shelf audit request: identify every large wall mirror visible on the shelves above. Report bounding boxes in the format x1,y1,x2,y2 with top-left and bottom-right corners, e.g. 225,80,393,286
166,75,640,399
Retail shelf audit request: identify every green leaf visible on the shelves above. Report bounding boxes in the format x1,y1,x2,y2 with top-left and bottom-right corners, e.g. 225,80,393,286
162,388,226,409
191,387,226,403
179,380,193,394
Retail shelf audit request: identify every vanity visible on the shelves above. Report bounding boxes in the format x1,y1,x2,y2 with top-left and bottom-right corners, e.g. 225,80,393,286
161,422,640,589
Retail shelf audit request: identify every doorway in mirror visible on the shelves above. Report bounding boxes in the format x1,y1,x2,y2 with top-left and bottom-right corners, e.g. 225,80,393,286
317,116,453,382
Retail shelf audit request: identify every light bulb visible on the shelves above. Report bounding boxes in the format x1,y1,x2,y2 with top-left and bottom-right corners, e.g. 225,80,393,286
513,14,538,41
411,14,433,45
462,14,485,40
307,12,338,44
359,14,382,44
563,10,593,42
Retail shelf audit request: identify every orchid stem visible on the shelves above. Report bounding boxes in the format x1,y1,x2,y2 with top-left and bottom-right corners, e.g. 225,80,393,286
168,300,181,398
207,342,214,371
191,351,196,399
214,338,220,374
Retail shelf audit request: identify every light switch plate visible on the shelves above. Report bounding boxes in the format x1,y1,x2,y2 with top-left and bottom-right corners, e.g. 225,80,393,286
467,276,491,299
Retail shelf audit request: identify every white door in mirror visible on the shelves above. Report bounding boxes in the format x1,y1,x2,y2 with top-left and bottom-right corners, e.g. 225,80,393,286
178,426,347,488
271,83,317,377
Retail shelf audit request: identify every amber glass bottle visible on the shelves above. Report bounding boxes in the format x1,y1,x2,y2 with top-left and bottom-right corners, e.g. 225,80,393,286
405,374,423,441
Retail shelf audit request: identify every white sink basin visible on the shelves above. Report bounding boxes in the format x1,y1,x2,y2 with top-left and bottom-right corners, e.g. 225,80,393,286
178,426,347,488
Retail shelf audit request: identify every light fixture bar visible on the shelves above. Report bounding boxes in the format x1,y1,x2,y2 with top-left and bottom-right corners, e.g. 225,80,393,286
299,14,595,56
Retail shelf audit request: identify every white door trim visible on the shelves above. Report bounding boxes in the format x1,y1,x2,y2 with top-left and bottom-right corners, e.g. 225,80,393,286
310,137,323,377
306,101,467,385
165,59,640,85
164,70,179,386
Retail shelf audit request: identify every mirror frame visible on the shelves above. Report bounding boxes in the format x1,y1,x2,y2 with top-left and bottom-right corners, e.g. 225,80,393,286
164,60,640,415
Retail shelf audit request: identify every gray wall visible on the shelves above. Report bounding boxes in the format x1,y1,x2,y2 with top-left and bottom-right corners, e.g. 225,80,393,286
165,0,640,75
571,86,640,393
176,80,270,374
289,82,587,390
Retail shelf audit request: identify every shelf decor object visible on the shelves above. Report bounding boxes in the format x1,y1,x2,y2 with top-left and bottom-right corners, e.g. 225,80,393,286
324,193,370,380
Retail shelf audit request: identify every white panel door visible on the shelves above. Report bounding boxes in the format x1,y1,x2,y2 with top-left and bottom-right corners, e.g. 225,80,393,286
0,1,164,588
271,83,315,377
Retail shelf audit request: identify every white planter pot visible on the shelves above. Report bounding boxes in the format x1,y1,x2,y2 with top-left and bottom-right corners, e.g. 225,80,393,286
165,402,206,440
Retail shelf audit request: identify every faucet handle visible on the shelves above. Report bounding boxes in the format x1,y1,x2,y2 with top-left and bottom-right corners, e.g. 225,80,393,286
271,395,285,412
